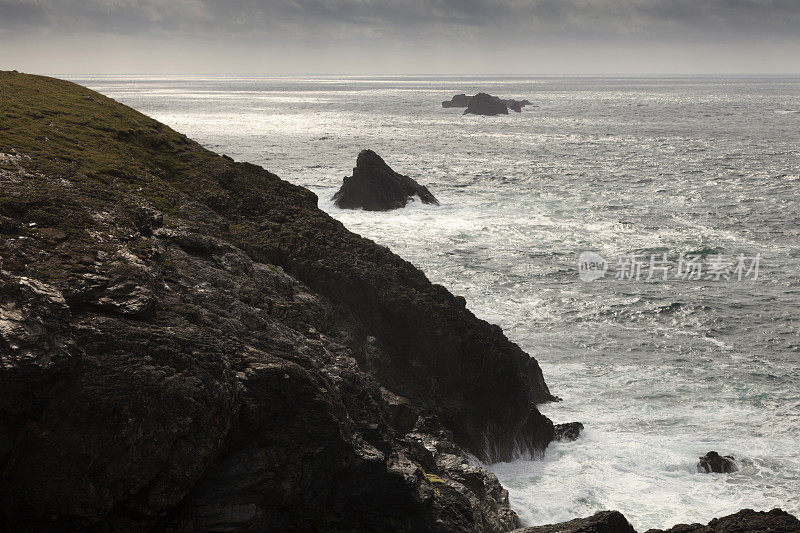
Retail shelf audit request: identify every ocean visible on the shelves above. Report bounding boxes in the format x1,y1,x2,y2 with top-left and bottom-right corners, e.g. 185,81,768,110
69,75,800,530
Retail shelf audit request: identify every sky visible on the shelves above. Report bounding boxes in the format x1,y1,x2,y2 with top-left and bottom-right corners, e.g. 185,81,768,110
1,0,799,75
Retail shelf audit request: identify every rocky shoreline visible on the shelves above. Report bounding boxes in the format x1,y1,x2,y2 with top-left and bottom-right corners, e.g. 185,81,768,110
0,71,796,532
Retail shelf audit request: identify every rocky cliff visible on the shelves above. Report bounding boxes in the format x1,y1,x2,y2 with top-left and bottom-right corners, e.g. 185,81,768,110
2,72,793,533
0,71,556,531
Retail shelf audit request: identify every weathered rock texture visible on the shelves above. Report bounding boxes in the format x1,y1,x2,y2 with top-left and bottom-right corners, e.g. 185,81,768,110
332,149,440,210
0,71,554,531
643,508,800,533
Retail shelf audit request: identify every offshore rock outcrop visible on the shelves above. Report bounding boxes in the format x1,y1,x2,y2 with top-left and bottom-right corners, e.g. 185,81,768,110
332,149,439,210
697,451,738,473
0,71,553,531
442,93,532,114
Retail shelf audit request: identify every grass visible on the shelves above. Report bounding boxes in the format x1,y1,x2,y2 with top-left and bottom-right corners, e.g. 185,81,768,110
0,70,241,229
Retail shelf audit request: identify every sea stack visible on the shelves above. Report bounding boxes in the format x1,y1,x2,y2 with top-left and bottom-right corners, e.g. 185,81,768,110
332,149,439,210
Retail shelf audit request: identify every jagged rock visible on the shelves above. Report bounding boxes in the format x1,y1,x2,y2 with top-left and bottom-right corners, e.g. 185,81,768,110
0,71,556,531
464,93,510,116
332,149,439,210
643,508,800,533
514,510,636,533
553,422,584,441
697,451,738,473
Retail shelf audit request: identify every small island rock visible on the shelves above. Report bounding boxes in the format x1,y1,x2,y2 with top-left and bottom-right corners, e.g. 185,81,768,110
332,149,439,211
442,93,532,114
697,451,738,473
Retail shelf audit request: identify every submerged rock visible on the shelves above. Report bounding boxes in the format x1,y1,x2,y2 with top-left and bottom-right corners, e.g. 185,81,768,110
332,149,439,210
697,450,738,473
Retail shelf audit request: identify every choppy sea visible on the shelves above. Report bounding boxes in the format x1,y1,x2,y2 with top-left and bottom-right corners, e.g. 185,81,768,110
70,75,800,530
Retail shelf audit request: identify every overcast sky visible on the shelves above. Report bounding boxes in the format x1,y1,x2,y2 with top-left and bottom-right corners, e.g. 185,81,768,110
1,0,799,75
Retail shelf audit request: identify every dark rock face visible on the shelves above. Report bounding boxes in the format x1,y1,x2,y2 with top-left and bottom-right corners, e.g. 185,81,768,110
332,149,439,210
442,93,532,114
553,422,584,441
519,508,800,533
464,93,510,116
514,510,636,533
697,451,738,473
442,93,472,108
643,508,800,533
0,71,556,531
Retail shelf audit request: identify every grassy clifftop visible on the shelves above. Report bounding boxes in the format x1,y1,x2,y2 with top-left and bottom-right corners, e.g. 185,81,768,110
0,70,313,233
1,71,554,530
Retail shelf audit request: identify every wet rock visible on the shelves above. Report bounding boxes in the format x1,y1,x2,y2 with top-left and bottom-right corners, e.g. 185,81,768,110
644,508,800,533
553,422,584,441
697,450,738,473
514,510,636,533
332,149,439,210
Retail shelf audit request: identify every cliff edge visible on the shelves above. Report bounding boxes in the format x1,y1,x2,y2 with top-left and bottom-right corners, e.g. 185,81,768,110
0,71,554,531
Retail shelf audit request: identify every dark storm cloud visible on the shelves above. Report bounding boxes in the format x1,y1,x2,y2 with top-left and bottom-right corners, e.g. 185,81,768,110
1,0,799,42
2,1,799,74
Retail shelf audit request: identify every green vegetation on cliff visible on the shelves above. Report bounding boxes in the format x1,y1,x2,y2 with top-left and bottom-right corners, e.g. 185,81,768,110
0,71,555,531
